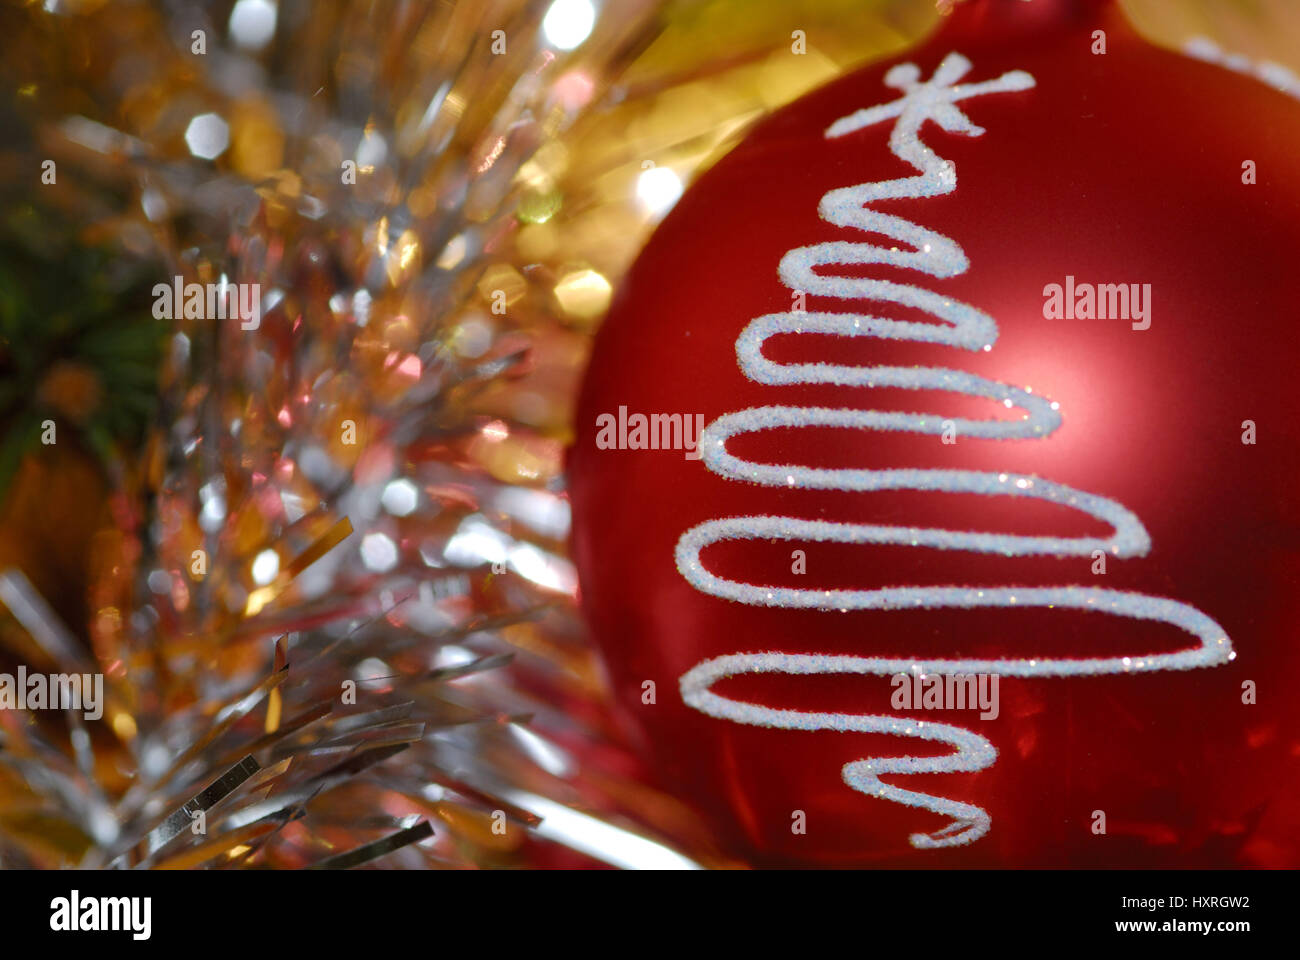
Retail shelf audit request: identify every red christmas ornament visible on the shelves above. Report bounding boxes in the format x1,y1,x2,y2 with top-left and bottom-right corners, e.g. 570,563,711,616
569,0,1300,866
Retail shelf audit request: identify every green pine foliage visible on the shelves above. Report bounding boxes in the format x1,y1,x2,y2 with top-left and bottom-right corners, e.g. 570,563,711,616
0,201,166,496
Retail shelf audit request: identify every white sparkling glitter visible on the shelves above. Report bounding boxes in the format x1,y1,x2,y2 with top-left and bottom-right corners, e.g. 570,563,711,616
360,532,399,573
674,53,1233,850
183,113,229,161
228,0,277,51
541,0,596,52
381,478,420,517
1182,36,1300,101
636,165,684,215
251,548,280,586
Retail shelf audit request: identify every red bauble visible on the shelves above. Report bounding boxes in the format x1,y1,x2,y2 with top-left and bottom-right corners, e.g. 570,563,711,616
569,0,1300,866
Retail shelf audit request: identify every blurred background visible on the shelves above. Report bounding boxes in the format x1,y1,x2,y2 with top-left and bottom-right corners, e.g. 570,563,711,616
0,0,1295,869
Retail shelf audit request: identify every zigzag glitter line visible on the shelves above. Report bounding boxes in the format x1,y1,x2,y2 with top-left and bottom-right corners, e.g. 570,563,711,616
674,53,1234,849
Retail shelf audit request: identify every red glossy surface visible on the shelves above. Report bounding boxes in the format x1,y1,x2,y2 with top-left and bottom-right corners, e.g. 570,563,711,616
569,0,1300,866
